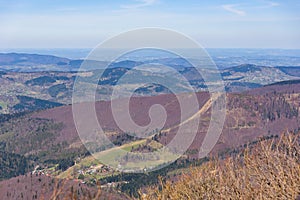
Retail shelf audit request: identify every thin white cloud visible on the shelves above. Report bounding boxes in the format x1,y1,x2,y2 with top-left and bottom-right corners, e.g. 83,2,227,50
121,0,158,9
221,2,279,16
222,4,246,16
269,2,280,7
263,1,280,8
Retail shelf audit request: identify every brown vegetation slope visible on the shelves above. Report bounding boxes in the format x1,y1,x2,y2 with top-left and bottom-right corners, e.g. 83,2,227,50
3,83,299,161
0,173,129,200
141,132,300,200
0,83,299,199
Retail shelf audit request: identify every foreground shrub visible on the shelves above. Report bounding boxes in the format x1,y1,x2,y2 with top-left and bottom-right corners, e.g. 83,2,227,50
141,132,300,200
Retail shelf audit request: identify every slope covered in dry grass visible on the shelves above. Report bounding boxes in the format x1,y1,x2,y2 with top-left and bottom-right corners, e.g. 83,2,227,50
141,132,300,200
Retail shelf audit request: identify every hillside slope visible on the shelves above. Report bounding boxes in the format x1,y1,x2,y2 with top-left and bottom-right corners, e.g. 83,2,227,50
0,83,298,176
142,132,300,200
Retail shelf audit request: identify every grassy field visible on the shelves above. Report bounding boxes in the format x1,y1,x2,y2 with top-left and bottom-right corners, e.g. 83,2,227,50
58,139,148,179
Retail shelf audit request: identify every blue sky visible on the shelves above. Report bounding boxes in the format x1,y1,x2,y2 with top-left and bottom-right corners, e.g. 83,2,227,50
0,0,299,48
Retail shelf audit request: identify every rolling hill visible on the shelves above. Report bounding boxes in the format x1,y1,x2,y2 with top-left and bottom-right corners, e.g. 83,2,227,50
0,62,300,115
0,56,300,197
0,82,298,196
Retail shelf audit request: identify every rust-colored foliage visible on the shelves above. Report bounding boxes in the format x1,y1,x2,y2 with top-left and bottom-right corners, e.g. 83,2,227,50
141,132,300,200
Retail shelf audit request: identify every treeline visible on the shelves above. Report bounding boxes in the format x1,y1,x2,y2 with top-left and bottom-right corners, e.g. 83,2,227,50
0,111,29,123
261,95,298,121
13,95,63,112
228,93,299,121
25,75,70,86
48,84,68,98
0,151,33,180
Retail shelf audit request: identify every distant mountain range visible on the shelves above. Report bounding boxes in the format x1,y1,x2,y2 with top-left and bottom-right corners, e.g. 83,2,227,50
0,53,69,65
0,54,300,114
1,52,300,72
0,53,107,71
2,48,300,66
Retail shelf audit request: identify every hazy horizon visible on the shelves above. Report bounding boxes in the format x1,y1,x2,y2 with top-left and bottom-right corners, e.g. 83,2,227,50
0,0,299,49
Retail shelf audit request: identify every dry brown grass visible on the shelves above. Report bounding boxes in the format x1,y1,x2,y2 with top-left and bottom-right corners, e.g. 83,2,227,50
141,132,300,200
42,179,101,200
